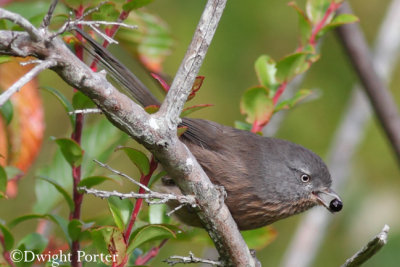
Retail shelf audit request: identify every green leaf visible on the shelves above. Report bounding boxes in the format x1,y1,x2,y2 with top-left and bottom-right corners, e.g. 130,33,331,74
0,166,6,198
177,126,188,137
0,20,7,30
116,11,173,73
317,13,359,39
123,0,154,11
115,147,150,175
42,86,75,127
72,91,96,110
53,137,84,167
289,2,312,46
274,89,312,112
144,105,160,114
242,226,277,250
240,86,274,126
0,100,13,125
17,233,48,254
108,196,133,230
254,55,278,95
127,224,179,254
90,228,110,255
149,205,170,224
276,52,309,82
148,171,167,188
180,104,213,117
81,118,129,178
7,213,69,246
234,121,252,131
0,224,14,251
107,228,127,265
68,219,84,241
306,0,331,24
78,176,113,189
37,176,74,212
34,149,72,214
91,3,120,22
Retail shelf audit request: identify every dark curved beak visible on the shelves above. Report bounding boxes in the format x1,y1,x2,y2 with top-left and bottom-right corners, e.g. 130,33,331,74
313,188,343,212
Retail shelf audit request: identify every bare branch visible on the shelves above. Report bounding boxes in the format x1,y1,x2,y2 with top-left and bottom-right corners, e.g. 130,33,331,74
164,251,222,266
52,19,137,40
0,9,41,41
0,59,56,106
0,5,255,265
281,0,400,266
93,159,152,192
41,0,59,28
341,225,389,267
69,108,102,115
80,186,197,207
336,2,400,164
158,0,227,127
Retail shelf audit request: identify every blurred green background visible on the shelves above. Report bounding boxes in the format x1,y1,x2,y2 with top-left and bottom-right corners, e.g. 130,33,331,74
1,0,400,266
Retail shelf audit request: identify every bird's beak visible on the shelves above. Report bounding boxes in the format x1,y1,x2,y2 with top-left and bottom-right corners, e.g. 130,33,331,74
313,188,343,212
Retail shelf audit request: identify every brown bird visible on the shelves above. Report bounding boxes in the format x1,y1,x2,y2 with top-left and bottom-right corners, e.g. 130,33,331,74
77,29,343,231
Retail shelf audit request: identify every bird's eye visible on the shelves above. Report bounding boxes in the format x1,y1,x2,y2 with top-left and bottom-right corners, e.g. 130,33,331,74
301,174,311,183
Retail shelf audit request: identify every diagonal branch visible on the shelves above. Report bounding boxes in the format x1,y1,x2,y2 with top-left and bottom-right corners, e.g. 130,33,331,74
0,59,56,106
336,1,400,165
158,0,227,127
281,0,400,266
341,225,389,267
0,3,255,265
0,9,41,41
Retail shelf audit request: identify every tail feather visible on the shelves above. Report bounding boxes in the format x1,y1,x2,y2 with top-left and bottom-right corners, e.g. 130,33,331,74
74,28,160,107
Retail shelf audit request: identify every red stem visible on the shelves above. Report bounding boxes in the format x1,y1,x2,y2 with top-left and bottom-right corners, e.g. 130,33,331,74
309,2,341,46
70,6,85,267
0,235,15,267
135,239,168,265
124,157,158,240
89,6,132,69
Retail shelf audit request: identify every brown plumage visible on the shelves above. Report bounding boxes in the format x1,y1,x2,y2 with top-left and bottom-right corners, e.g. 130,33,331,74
77,29,343,230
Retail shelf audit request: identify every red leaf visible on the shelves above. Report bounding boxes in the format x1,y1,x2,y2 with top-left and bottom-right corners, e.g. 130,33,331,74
151,73,170,93
187,76,205,101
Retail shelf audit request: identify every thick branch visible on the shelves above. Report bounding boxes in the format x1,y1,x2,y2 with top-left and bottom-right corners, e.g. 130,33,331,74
158,0,227,126
341,225,389,267
0,9,41,41
336,2,400,165
0,4,255,266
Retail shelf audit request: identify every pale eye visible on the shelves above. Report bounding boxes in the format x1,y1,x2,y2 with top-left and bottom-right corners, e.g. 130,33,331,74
301,174,311,183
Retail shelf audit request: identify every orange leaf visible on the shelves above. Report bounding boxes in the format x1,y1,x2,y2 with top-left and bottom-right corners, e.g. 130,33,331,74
0,58,45,196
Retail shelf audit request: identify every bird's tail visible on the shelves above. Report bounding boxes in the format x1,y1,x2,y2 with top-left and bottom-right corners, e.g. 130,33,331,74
74,28,161,107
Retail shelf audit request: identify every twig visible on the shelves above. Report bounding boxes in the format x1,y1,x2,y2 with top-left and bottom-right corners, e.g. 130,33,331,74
341,225,389,267
0,4,255,266
93,159,152,192
69,108,102,115
79,187,197,207
281,0,400,266
52,19,137,40
164,251,222,266
41,0,59,28
0,8,41,41
336,2,400,164
0,59,56,106
158,0,227,126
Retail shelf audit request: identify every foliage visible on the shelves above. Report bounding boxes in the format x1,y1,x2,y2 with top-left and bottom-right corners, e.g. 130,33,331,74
0,0,361,266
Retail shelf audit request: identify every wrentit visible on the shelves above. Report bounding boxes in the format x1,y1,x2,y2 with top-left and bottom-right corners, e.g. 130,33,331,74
78,29,343,231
